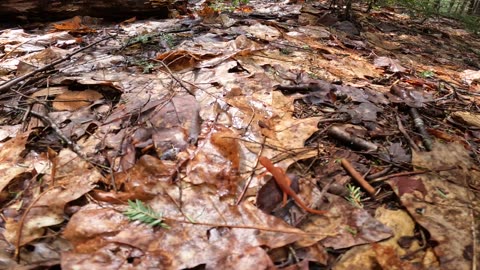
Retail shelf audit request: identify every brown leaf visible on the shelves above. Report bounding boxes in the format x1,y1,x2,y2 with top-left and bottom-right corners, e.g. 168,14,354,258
374,56,406,73
389,176,427,197
52,16,95,34
62,191,307,269
155,49,218,71
187,125,240,196
4,149,102,246
319,195,392,249
52,90,103,111
0,133,32,194
387,142,480,270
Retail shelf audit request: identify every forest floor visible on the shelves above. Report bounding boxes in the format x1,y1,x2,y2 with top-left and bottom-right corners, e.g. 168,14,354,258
0,0,479,269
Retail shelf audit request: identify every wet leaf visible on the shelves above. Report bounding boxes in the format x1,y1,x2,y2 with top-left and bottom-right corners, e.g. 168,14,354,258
374,56,406,73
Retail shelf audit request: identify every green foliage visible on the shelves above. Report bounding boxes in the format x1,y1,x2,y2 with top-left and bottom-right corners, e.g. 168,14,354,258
131,59,156,74
233,0,249,6
279,48,292,55
454,14,480,34
419,70,435,78
379,0,480,33
210,0,249,12
123,199,170,228
344,225,358,236
345,184,363,208
126,33,156,46
160,33,175,48
389,0,437,19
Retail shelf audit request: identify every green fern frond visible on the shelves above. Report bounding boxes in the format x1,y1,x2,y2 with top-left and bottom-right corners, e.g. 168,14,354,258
123,199,170,229
345,184,363,208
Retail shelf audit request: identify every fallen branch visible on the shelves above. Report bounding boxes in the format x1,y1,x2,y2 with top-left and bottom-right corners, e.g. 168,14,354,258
0,35,115,94
2,105,87,160
327,126,378,152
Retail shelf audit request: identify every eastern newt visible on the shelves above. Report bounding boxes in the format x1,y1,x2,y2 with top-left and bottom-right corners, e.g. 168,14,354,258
259,157,327,215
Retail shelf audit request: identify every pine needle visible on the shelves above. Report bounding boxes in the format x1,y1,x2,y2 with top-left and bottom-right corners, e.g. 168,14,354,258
123,199,170,229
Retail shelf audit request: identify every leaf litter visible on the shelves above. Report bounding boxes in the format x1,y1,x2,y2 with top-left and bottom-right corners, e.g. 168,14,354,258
0,1,479,269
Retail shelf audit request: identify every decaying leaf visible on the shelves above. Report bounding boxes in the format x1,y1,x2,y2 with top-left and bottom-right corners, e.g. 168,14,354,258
374,56,406,73
52,90,103,111
62,189,312,269
388,142,480,270
1,2,479,269
3,149,102,247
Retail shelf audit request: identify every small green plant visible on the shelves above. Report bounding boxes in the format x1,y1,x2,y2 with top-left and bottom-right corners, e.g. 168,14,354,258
344,225,358,236
160,33,175,48
210,0,249,12
232,0,249,6
419,70,435,78
123,199,170,228
280,48,292,55
435,187,448,199
308,72,320,79
126,33,156,46
132,59,156,74
345,183,363,208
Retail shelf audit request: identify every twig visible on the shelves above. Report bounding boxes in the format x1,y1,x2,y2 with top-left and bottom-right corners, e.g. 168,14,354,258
370,169,440,183
151,59,195,96
2,105,87,160
235,137,266,205
0,35,115,93
365,165,392,180
305,124,333,146
164,218,336,237
341,159,376,198
396,115,420,152
328,126,378,152
0,38,32,61
409,108,432,151
15,186,56,261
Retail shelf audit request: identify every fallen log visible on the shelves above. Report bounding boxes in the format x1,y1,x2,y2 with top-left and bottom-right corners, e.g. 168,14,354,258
0,0,182,22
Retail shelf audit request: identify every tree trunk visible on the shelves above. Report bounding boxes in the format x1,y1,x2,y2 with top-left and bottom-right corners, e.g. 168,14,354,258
448,0,457,13
458,0,469,13
432,0,442,11
0,0,182,22
473,0,480,14
468,0,476,14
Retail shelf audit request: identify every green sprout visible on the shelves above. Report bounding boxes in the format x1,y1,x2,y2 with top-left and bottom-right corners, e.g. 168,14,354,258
345,183,363,208
123,199,170,228
280,48,292,55
126,33,156,46
419,70,435,78
210,0,249,12
344,225,358,236
160,33,175,48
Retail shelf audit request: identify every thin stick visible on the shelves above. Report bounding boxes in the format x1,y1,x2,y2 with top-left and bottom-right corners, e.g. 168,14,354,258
370,170,430,183
151,59,195,96
3,105,87,159
0,35,115,93
235,138,266,205
15,186,56,261
165,218,336,237
341,159,376,198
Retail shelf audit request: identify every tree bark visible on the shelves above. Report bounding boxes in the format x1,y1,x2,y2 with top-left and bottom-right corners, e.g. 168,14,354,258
0,0,181,22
